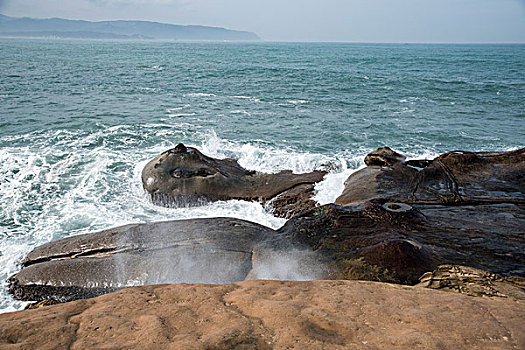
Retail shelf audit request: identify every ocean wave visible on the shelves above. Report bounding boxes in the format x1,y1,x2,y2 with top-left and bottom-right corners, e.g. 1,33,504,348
1,126,355,313
287,99,309,105
167,113,196,117
184,92,216,98
232,95,261,102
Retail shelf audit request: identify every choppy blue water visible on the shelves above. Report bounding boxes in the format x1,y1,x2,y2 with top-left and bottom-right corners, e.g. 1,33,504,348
0,39,524,312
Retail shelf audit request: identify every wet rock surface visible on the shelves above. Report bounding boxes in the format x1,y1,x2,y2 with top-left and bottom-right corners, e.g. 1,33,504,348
142,144,326,218
8,147,525,303
316,147,525,283
364,146,406,167
279,200,523,284
336,147,525,206
8,218,327,302
1,280,524,350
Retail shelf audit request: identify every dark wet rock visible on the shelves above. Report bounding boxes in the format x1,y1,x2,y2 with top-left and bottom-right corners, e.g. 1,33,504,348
336,147,525,206
142,144,326,218
278,199,525,284
9,218,271,302
324,147,525,282
265,183,319,219
278,203,438,284
9,218,327,303
364,146,406,167
417,265,525,300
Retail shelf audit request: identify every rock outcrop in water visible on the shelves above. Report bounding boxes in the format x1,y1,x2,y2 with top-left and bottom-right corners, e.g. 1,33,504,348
141,143,327,218
1,280,524,350
336,147,525,206
284,147,525,283
8,146,525,303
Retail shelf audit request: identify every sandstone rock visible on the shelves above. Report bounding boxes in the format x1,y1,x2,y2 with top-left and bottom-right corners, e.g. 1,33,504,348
8,218,271,302
326,148,524,283
141,144,326,218
10,200,524,302
1,280,524,349
364,146,406,167
9,147,525,303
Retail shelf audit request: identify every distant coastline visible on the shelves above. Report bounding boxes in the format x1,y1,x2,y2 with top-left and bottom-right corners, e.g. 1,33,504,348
0,14,260,41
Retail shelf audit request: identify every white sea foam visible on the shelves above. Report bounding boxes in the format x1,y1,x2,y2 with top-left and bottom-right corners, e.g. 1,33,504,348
185,92,216,98
167,113,196,117
198,130,334,175
233,95,261,102
166,105,191,113
287,99,309,104
230,110,251,116
2,125,446,313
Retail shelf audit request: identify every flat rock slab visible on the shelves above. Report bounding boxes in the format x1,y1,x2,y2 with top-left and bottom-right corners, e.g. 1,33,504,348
9,218,326,302
1,280,524,349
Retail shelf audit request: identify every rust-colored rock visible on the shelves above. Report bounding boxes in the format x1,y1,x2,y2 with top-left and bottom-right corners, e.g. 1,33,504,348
141,144,326,218
1,280,524,350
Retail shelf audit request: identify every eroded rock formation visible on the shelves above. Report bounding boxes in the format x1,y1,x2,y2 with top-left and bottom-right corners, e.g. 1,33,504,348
141,144,326,218
336,147,525,206
1,280,524,350
8,218,327,302
8,147,525,303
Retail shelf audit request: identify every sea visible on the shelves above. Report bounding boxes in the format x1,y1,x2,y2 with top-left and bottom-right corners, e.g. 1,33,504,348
0,39,524,313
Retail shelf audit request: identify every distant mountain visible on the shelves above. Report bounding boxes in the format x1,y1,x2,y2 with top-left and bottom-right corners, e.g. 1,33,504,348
0,14,260,41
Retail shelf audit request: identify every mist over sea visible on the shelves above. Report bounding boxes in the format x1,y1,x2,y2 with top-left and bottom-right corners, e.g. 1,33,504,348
0,39,524,312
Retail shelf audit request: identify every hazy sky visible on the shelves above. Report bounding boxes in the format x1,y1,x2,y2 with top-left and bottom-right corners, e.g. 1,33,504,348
1,0,524,42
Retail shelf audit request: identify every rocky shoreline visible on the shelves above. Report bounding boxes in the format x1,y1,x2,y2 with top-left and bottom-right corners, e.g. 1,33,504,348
1,145,524,348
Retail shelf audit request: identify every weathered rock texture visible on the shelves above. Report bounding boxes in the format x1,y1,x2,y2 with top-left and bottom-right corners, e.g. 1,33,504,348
1,280,524,350
142,144,326,218
417,265,525,300
336,147,525,206
279,201,524,284
289,147,525,283
9,147,525,303
8,218,327,302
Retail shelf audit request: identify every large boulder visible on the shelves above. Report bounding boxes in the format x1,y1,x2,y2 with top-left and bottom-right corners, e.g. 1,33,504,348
141,144,326,218
1,280,524,350
8,147,525,303
8,218,327,302
11,197,524,304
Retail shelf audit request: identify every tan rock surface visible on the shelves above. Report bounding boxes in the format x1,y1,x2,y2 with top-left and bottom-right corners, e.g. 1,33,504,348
1,280,524,350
